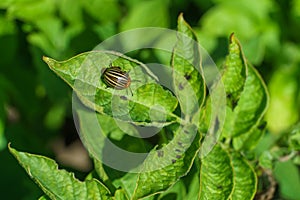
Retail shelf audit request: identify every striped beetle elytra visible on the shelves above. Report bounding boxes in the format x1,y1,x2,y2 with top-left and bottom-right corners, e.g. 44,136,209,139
101,66,131,90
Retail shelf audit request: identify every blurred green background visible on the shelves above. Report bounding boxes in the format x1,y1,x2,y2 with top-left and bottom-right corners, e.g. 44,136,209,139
0,0,299,199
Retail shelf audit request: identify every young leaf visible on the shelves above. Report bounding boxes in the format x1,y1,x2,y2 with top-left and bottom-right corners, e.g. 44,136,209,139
9,144,113,200
43,51,179,126
222,35,269,138
221,33,247,104
199,144,233,199
131,124,201,199
229,65,269,137
171,13,205,115
230,152,257,200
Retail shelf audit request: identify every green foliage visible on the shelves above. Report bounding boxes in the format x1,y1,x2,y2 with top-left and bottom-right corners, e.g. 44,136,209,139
10,14,267,200
1,0,300,200
196,0,280,65
266,64,299,133
43,52,178,125
199,145,233,199
221,34,268,139
120,0,170,31
171,14,205,115
9,144,113,200
274,160,300,200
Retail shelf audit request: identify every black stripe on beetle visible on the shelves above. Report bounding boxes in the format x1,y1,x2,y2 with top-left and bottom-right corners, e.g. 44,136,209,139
101,66,131,90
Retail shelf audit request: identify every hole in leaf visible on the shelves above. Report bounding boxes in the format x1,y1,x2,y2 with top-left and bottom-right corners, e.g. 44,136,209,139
184,74,191,80
157,150,164,157
178,82,184,90
120,95,127,100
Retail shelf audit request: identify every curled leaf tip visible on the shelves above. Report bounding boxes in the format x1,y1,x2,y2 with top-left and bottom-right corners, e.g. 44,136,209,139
7,142,16,154
42,56,56,67
230,32,235,43
179,12,184,19
42,56,50,62
178,13,185,24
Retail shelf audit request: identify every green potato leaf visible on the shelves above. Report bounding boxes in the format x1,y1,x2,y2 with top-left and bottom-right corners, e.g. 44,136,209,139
221,33,247,104
43,51,179,126
77,102,201,199
230,152,257,200
9,144,113,200
171,13,206,116
131,124,201,199
222,34,269,138
229,64,268,137
199,144,233,200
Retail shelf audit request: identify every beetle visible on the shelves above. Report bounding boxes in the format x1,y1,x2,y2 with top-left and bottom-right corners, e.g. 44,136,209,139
101,65,133,95
101,66,131,90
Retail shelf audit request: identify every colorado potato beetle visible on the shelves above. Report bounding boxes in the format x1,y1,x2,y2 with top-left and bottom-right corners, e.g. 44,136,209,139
101,66,131,90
